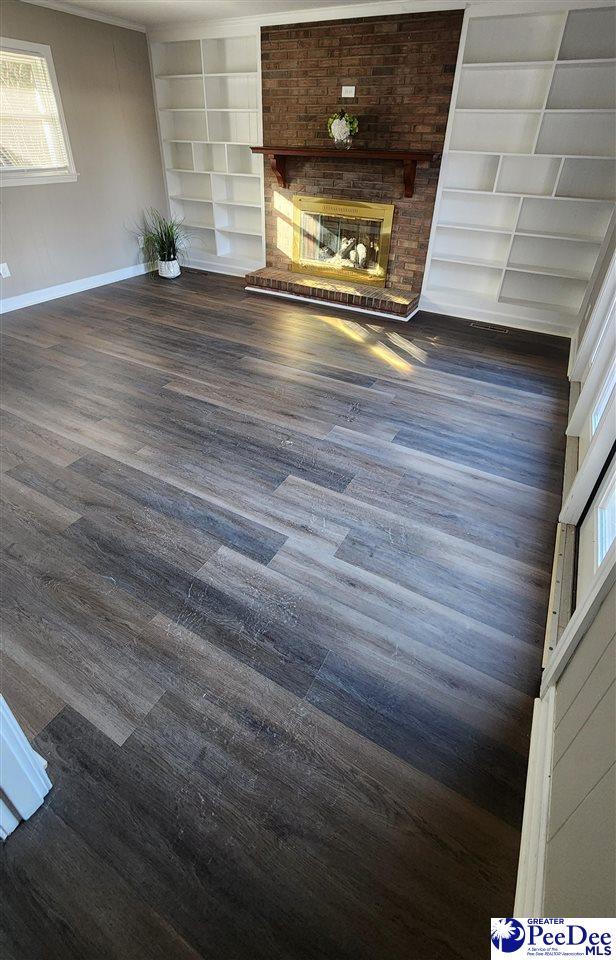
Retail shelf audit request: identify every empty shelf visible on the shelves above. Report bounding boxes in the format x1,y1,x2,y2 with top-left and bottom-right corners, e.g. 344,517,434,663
506,261,591,280
499,294,579,316
432,253,505,270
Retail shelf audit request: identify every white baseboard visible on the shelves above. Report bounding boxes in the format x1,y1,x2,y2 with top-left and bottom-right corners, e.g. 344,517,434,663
419,293,575,338
245,285,420,322
0,262,154,315
514,687,555,916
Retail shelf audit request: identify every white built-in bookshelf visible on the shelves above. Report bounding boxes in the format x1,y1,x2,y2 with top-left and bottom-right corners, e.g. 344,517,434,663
424,5,616,335
150,34,265,275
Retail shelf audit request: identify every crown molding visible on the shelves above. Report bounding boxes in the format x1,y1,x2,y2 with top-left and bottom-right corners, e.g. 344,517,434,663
19,0,147,32
147,0,464,42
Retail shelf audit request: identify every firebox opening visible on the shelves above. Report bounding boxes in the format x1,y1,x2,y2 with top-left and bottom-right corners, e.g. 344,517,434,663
291,196,394,287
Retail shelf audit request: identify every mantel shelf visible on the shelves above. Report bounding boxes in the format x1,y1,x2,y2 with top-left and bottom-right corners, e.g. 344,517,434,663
250,145,438,197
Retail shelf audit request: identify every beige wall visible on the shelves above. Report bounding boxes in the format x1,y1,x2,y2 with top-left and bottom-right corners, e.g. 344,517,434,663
544,582,616,916
0,0,166,299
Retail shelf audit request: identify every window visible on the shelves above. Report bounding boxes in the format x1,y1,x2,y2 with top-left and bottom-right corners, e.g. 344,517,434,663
591,360,616,434
597,472,616,567
0,38,76,186
577,455,616,604
565,294,615,467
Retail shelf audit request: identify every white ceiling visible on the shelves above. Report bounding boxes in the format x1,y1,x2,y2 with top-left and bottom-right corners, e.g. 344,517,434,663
26,0,367,31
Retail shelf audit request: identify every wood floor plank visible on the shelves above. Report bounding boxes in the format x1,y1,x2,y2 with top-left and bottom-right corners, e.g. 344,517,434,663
1,408,85,469
1,472,81,536
328,423,563,510
19,681,518,960
268,537,538,724
198,544,533,823
70,451,287,565
345,467,557,566
0,272,569,959
1,542,164,744
1,804,203,960
275,475,550,638
7,459,220,572
0,654,65,740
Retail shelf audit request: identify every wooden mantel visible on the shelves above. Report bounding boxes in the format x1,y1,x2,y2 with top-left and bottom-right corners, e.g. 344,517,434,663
250,146,438,198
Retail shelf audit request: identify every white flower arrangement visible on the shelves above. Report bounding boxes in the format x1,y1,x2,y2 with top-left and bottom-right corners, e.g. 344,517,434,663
327,108,359,147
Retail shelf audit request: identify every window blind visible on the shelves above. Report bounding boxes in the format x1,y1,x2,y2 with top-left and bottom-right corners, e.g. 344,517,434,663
0,48,69,172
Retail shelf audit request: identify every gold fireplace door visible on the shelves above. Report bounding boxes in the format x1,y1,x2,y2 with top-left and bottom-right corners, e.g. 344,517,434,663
292,196,394,287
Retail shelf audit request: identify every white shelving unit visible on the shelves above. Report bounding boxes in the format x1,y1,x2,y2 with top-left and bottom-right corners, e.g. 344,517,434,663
150,33,265,276
424,5,616,335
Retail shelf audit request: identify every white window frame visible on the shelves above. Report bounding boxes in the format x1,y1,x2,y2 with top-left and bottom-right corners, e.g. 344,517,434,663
592,361,616,435
560,389,616,525
563,248,616,522
576,456,616,605
597,471,616,567
569,251,616,384
567,306,616,442
0,36,77,187
542,496,615,696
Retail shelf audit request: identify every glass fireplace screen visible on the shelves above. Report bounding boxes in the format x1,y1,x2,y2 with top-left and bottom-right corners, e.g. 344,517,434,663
292,196,394,287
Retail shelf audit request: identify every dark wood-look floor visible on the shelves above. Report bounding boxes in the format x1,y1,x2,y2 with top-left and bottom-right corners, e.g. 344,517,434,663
0,273,569,960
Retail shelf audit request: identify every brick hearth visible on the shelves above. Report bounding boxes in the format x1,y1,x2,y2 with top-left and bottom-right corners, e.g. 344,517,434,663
245,267,419,319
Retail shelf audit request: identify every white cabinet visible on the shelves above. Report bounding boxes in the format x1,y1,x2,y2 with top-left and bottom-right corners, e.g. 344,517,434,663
424,5,616,334
151,32,265,275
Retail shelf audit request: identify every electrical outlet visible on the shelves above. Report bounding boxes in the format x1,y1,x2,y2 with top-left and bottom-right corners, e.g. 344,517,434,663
341,85,355,98
0,263,10,279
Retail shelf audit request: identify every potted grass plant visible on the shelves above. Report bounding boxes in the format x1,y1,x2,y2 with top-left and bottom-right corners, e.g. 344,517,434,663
139,209,187,279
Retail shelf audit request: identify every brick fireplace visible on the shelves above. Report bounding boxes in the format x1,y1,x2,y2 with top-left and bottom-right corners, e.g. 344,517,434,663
246,9,463,318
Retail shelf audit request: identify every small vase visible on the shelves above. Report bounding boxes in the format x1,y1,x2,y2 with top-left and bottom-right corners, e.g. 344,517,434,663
334,136,353,150
158,259,180,279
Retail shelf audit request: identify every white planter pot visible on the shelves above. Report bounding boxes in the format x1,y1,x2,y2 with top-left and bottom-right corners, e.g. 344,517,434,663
158,259,181,279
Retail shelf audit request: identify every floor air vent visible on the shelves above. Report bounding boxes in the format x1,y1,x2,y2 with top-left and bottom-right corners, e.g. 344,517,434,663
470,322,509,332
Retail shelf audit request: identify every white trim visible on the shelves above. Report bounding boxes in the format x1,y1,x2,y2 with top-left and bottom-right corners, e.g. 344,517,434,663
0,36,78,187
514,687,555,916
567,329,579,379
0,798,20,842
569,215,616,337
559,393,616,523
418,291,574,337
542,520,576,666
146,38,170,224
147,1,464,43
570,250,616,382
422,6,470,316
591,362,616,435
0,696,52,840
0,262,154,314
541,543,616,694
146,0,609,43
0,171,78,188
567,308,616,435
245,285,420,322
20,0,146,32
